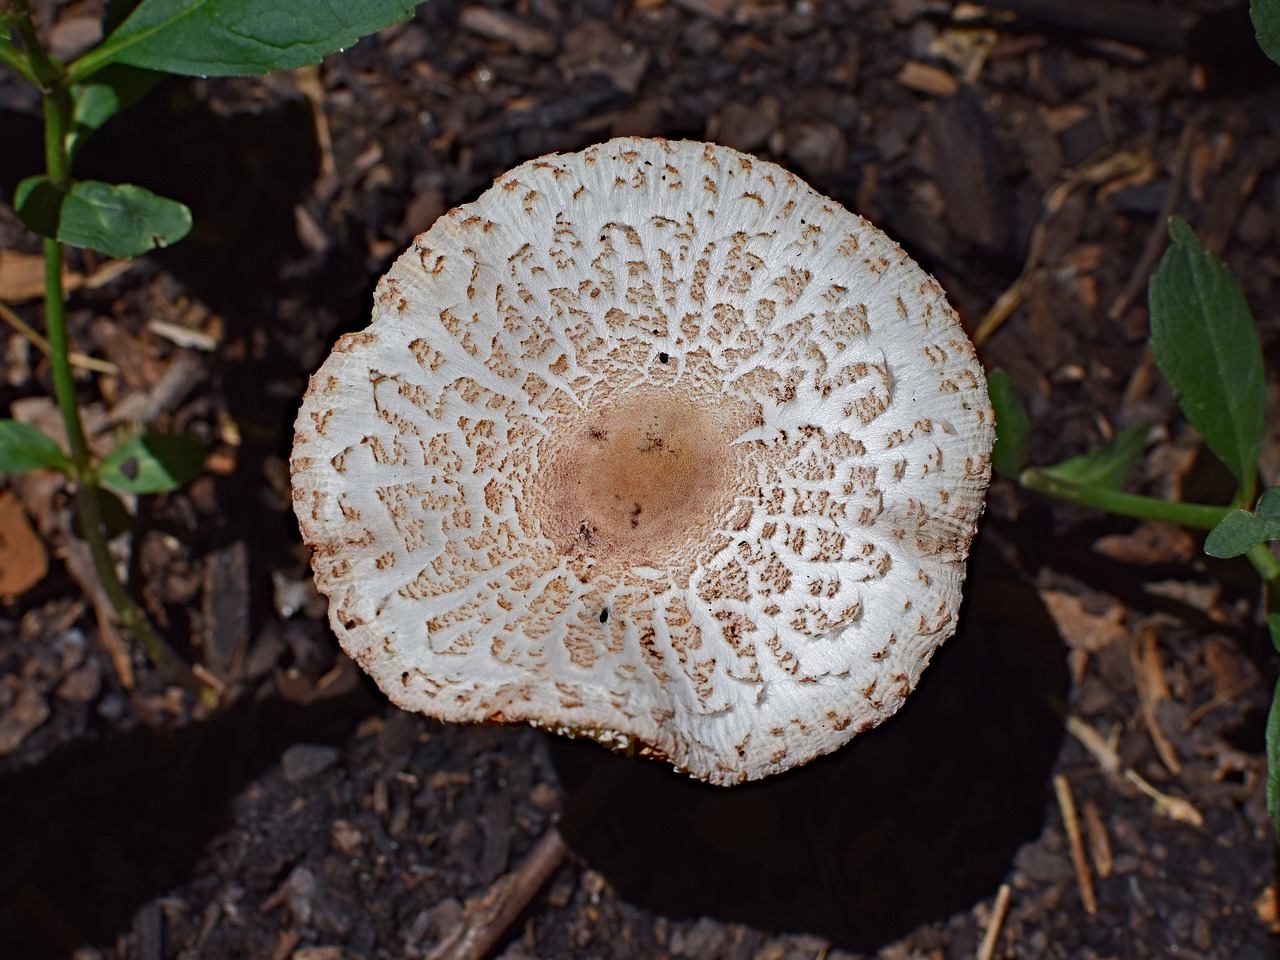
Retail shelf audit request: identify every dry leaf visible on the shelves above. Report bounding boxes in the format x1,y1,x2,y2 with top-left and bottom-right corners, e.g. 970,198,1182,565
1042,589,1127,652
0,490,48,597
1094,522,1196,565
1131,621,1181,775
0,249,82,303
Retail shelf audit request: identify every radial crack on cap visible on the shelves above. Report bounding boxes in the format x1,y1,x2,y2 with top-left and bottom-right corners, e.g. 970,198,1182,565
291,137,994,786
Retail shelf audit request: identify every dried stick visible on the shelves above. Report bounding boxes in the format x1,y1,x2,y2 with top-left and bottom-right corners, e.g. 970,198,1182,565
977,882,1012,960
1053,774,1097,915
427,826,569,960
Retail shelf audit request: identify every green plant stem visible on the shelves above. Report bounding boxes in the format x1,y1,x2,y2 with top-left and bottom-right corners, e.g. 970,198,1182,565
11,6,56,87
75,490,197,685
1019,468,1231,530
41,239,89,472
0,33,39,84
1247,543,1280,585
33,50,196,690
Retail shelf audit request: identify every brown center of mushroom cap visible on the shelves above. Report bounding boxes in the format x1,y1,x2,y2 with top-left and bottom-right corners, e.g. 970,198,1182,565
537,387,753,572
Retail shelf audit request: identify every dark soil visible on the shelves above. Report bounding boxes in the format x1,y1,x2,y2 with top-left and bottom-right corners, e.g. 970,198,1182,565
2,1,1279,958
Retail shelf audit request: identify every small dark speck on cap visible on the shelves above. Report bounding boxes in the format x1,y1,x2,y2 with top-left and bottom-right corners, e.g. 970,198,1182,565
599,608,609,623
658,352,669,364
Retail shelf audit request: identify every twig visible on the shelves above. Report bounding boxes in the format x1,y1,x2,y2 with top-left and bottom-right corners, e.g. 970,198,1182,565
427,826,569,960
1053,774,1097,915
976,882,1012,960
294,64,336,182
1185,678,1255,728
0,297,117,375
972,221,1047,346
1065,715,1204,828
1131,623,1182,776
1107,118,1198,321
1082,799,1114,879
57,513,136,690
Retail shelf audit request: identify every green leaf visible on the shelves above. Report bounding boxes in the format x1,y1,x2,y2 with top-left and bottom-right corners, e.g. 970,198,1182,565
1148,217,1265,501
37,179,193,257
16,177,191,256
1039,422,1150,492
1252,0,1280,66
98,432,206,493
104,0,146,35
1268,675,1280,834
14,175,65,240
1204,488,1280,558
74,0,419,80
67,64,162,160
71,486,136,542
1269,613,1280,655
986,368,1029,479
0,420,72,475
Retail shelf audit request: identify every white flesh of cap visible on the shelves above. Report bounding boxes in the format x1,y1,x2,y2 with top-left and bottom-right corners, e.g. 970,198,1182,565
291,138,994,785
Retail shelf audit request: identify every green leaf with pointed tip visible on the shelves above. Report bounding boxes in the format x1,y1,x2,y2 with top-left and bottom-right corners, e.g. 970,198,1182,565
1204,488,1280,558
75,0,419,79
1252,0,1280,66
0,420,71,475
98,432,206,493
1039,422,1151,492
67,65,162,160
1148,217,1264,501
986,369,1028,479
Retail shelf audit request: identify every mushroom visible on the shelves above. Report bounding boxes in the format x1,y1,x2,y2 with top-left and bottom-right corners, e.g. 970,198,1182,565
291,138,994,786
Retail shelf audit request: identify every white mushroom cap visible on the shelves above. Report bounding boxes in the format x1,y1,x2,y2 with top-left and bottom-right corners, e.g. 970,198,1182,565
291,138,994,785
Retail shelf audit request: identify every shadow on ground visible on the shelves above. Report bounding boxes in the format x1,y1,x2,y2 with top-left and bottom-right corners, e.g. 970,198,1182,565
551,533,1069,952
0,685,379,958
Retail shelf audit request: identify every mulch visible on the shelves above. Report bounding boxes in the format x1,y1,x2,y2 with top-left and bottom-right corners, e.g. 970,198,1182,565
2,1,1279,958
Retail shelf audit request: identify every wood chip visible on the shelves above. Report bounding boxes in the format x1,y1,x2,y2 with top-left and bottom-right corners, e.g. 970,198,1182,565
0,684,51,754
670,0,739,20
0,248,132,303
147,319,219,352
897,60,960,97
1254,884,1280,934
459,6,557,56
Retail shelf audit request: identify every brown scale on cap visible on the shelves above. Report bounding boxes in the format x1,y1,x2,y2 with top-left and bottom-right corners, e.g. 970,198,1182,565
291,138,994,785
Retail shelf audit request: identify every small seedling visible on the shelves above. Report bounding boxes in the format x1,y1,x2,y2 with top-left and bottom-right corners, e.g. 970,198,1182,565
988,217,1280,833
0,0,419,688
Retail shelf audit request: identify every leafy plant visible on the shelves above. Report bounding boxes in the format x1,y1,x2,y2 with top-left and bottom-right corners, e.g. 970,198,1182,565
1252,0,1280,67
0,0,419,688
988,217,1280,834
